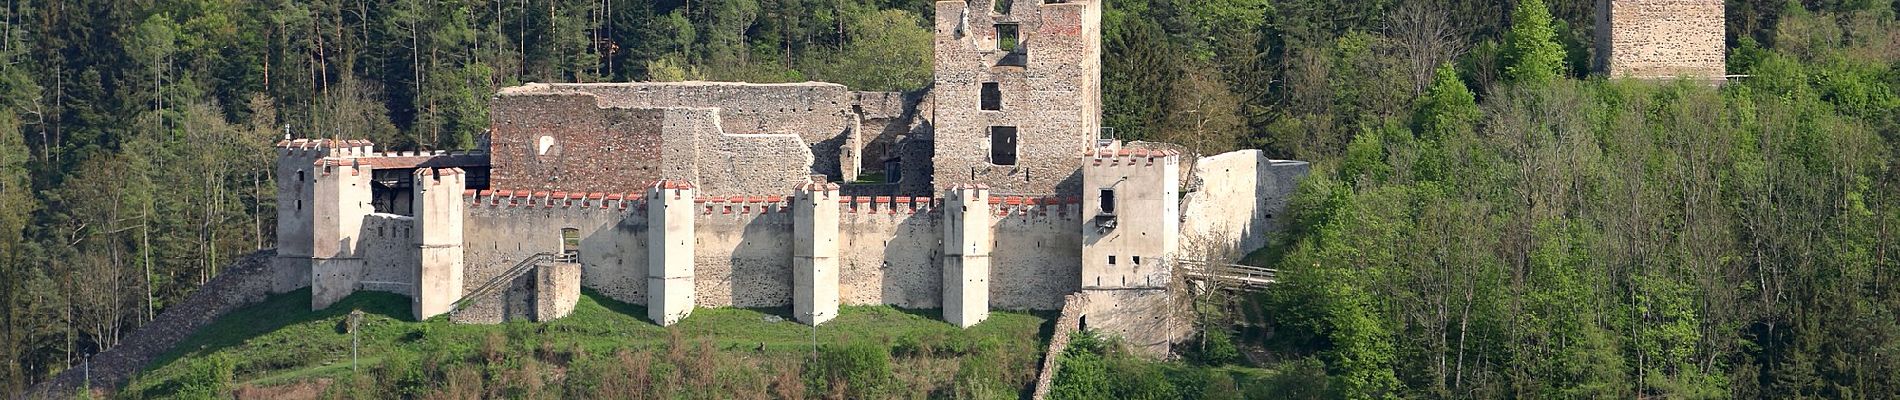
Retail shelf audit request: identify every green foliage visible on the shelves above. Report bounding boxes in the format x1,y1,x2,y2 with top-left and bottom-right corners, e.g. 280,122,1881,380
1412,64,1479,142
1502,0,1568,84
804,341,895,398
168,353,234,399
124,290,1051,397
1189,329,1241,366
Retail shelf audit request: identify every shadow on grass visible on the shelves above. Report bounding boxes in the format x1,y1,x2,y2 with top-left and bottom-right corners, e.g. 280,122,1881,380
888,306,943,322
579,287,648,319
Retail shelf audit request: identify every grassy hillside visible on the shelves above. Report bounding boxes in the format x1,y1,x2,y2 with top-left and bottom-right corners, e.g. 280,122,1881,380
122,289,1054,399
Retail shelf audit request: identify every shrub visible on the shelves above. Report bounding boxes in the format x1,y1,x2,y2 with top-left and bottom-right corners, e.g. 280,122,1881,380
804,342,894,399
1190,329,1241,366
171,353,235,399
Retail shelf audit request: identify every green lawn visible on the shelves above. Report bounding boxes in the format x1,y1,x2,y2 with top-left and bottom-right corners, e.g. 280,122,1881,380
123,289,1055,399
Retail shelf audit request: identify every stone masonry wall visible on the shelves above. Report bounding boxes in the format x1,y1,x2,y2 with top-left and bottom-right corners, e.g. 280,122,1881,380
488,85,817,197
693,198,796,307
1179,151,1310,262
359,213,419,296
459,190,1080,314
488,91,666,194
1598,0,1725,79
931,0,1102,196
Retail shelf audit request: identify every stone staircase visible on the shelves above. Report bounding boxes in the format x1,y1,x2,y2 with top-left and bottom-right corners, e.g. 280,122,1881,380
23,250,278,399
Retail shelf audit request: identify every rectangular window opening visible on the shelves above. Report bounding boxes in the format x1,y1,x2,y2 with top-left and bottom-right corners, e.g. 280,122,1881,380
981,82,1002,111
1108,255,1116,265
996,24,1020,52
1132,256,1142,265
1099,188,1117,215
990,126,1018,166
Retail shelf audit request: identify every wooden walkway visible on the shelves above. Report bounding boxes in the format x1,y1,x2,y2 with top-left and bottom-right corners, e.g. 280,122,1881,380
1178,259,1277,290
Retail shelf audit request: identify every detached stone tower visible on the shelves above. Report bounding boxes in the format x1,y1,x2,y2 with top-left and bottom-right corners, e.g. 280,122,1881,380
931,0,1102,195
1595,0,1726,79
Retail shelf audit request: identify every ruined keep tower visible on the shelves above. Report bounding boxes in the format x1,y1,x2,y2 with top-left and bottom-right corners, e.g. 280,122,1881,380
931,0,1102,196
1595,0,1726,79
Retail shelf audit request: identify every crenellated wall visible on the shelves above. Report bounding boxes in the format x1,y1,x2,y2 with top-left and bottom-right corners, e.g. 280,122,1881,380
455,188,1082,314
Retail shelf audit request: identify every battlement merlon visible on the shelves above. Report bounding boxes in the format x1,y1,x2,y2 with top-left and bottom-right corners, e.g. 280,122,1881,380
413,167,468,186
1085,147,1181,167
276,138,376,159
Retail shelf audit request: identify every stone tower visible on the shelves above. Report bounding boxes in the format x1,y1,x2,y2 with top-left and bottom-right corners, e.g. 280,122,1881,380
930,0,1102,196
412,168,466,320
272,139,376,308
1595,0,1726,79
1080,148,1179,290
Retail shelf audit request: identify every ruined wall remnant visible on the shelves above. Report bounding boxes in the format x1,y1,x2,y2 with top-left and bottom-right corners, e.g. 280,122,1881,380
1596,0,1725,79
489,83,838,196
1180,151,1309,262
931,0,1102,196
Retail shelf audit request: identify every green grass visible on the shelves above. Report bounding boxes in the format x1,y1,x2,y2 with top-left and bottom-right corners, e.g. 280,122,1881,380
123,288,1055,398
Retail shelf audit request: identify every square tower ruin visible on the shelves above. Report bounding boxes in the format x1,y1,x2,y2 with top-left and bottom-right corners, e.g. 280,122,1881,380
930,0,1102,196
1595,0,1726,79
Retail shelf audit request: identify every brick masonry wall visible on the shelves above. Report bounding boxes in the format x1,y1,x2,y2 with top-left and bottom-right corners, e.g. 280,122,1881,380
1599,0,1725,78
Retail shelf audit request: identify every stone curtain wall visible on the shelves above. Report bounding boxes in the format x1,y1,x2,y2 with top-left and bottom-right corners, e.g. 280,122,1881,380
27,252,280,397
359,213,420,296
694,198,796,307
1600,0,1725,79
1179,151,1310,262
931,0,1102,196
991,198,1083,309
458,190,1081,314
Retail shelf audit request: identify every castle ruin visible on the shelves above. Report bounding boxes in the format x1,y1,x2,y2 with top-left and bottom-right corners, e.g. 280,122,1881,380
267,0,1309,356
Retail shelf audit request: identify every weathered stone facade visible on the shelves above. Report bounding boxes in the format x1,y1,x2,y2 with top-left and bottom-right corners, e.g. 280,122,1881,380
1595,0,1726,79
929,0,1102,196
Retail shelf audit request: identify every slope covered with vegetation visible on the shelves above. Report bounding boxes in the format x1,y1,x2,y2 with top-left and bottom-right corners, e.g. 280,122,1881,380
123,289,1051,398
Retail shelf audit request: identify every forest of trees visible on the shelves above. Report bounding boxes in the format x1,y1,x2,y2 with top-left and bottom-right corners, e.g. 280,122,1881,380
0,0,1895,397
